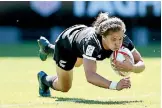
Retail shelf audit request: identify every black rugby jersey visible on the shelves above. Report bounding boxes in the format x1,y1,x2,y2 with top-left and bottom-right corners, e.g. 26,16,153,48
57,25,135,61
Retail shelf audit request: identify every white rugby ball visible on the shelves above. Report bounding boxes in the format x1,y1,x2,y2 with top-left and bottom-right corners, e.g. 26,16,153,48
110,46,134,77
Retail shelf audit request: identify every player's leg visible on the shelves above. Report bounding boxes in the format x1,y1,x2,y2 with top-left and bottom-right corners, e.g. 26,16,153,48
37,36,55,61
37,36,77,96
38,66,73,95
74,58,83,67
37,55,75,96
37,71,54,97
51,38,76,92
52,66,73,92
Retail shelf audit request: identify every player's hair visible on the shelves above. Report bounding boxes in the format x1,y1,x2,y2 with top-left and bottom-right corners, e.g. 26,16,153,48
93,12,126,37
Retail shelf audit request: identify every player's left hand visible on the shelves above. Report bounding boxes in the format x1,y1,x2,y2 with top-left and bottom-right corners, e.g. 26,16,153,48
113,55,134,72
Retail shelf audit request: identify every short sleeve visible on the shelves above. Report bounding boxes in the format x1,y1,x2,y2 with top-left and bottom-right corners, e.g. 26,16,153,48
122,36,135,52
82,37,101,61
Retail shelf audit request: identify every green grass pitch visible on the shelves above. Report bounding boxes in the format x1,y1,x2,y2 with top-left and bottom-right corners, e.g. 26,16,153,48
0,57,160,108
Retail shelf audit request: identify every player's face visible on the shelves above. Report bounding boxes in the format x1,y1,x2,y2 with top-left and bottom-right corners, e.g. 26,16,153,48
104,30,124,51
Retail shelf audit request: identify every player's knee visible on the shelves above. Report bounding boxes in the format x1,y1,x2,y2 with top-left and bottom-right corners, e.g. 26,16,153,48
60,82,72,92
61,86,71,92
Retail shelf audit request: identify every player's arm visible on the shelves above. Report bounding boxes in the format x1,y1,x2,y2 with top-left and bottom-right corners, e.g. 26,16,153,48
114,49,145,73
83,58,111,88
131,49,145,73
120,36,145,73
83,57,131,90
82,36,130,90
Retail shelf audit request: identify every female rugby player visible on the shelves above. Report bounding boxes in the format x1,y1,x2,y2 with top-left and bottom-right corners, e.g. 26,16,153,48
37,12,145,97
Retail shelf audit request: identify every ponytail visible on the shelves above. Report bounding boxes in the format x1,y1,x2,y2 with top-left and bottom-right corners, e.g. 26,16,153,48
93,12,126,37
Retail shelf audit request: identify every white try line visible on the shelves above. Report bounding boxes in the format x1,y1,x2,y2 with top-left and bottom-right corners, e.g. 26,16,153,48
0,92,158,108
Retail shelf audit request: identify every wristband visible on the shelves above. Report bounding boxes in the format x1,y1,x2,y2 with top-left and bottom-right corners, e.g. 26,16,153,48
109,81,118,90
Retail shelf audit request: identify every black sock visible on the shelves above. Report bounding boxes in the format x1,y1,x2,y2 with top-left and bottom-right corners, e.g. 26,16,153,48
42,75,57,90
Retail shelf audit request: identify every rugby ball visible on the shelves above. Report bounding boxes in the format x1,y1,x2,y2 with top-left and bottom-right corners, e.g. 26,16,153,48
110,46,134,77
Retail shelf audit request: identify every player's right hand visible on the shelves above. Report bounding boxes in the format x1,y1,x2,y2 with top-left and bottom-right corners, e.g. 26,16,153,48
116,77,131,91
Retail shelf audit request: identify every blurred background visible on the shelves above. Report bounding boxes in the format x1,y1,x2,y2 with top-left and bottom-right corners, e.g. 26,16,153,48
0,1,161,57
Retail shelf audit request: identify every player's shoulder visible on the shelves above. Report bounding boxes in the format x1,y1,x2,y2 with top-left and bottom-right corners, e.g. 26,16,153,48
123,35,133,45
122,35,135,51
78,26,98,41
86,27,96,34
83,27,97,38
82,27,101,49
123,35,130,41
69,24,87,29
85,27,99,40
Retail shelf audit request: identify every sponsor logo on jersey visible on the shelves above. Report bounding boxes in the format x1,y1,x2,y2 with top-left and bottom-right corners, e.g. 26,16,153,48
86,45,95,56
